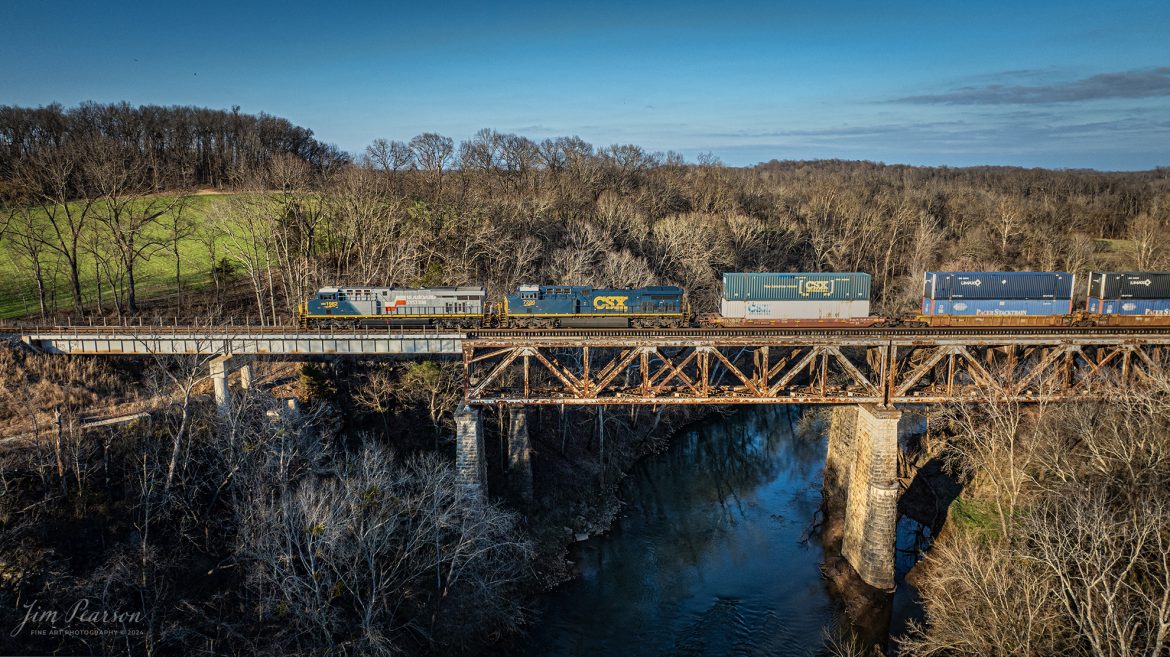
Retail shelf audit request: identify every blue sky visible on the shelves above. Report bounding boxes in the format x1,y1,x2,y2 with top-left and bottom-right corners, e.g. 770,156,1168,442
2,0,1168,169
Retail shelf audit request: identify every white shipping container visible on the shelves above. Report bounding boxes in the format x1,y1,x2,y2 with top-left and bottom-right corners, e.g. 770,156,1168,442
720,299,871,320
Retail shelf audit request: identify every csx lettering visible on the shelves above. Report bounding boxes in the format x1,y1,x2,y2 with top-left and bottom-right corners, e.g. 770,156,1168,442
802,281,833,295
593,296,629,311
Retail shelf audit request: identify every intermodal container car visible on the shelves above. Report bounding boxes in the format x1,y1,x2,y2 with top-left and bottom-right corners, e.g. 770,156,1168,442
924,272,1074,301
1087,272,1170,300
504,284,685,327
722,272,871,302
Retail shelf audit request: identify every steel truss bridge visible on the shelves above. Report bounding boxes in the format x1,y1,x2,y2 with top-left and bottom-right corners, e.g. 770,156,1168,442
8,325,1170,406
462,327,1170,405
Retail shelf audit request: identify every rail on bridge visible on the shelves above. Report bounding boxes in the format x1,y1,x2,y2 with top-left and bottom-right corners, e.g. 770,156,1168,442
8,325,464,357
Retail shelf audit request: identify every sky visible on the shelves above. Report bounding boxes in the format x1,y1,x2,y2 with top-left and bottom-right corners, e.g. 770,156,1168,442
2,0,1168,169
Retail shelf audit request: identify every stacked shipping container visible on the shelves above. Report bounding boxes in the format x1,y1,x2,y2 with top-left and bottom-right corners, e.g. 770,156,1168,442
721,272,871,320
922,272,1074,316
1086,272,1170,315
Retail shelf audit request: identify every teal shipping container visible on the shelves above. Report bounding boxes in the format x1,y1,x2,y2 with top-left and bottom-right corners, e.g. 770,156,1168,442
722,272,871,302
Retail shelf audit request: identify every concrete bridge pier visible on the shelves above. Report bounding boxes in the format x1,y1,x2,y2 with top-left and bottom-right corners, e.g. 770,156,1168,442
508,407,534,503
239,362,253,390
210,355,236,413
210,355,254,414
825,403,901,590
455,406,487,496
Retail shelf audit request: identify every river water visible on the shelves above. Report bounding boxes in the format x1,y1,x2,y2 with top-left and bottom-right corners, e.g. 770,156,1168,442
520,406,855,656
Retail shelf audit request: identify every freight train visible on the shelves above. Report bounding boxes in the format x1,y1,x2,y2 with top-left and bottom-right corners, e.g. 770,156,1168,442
297,284,688,328
296,271,1170,329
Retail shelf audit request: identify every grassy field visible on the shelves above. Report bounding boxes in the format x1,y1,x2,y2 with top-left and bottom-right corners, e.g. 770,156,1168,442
0,193,233,319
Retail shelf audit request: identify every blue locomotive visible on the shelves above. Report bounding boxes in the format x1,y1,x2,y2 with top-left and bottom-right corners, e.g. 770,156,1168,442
298,284,688,328
503,285,687,327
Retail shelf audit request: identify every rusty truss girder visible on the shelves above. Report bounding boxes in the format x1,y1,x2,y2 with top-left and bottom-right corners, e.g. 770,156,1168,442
462,335,1170,405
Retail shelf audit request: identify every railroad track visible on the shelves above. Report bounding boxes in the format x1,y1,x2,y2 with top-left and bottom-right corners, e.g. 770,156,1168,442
7,324,1170,338
468,326,1170,338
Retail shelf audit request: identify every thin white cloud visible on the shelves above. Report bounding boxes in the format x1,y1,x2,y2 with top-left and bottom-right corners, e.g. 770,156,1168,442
898,67,1170,105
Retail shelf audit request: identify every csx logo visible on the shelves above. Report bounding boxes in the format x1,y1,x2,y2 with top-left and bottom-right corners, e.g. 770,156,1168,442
593,296,629,311
802,280,833,295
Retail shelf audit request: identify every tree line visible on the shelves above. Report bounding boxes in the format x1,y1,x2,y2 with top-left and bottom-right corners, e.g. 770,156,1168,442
5,109,1170,324
0,102,345,189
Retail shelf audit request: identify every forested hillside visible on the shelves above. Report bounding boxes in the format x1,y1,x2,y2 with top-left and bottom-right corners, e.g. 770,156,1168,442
2,107,1168,323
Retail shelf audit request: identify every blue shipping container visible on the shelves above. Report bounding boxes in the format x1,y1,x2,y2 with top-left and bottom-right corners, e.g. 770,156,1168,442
723,272,870,301
1087,272,1170,299
1087,298,1170,315
924,272,1074,300
923,299,1072,316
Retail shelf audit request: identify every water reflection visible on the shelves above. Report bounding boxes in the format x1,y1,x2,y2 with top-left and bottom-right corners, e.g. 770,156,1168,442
521,406,846,656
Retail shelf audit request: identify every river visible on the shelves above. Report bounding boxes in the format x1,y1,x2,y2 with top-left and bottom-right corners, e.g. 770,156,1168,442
518,405,867,656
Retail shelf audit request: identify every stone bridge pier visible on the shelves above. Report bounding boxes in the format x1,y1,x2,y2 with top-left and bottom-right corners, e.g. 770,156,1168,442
455,405,534,502
824,404,901,591
507,407,534,503
455,407,487,496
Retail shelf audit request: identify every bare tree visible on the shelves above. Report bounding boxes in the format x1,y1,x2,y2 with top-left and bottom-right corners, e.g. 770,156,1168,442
5,205,55,319
1129,210,1167,270
365,138,414,175
1023,488,1170,657
995,194,1025,255
936,388,1043,540
393,361,463,437
410,132,454,204
166,196,197,306
16,143,99,312
238,445,533,655
88,139,187,315
899,529,1071,656
210,194,280,324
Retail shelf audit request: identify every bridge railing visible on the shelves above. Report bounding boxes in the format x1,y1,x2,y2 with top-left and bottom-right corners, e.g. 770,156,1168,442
1,318,466,339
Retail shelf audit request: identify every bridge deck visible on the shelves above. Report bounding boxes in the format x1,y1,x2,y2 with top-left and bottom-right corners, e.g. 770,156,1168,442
8,325,1170,405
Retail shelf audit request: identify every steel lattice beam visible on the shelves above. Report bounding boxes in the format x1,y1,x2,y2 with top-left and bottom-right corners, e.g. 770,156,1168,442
463,336,1170,405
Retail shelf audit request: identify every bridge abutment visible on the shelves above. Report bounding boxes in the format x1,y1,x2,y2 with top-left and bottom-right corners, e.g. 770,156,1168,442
508,407,534,503
455,407,487,496
825,403,900,591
